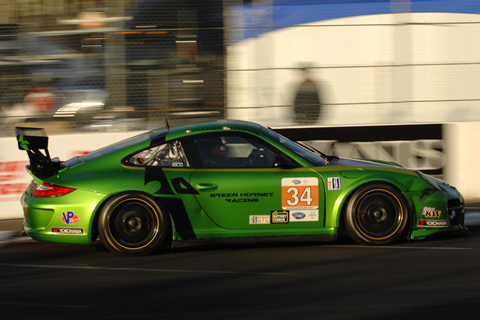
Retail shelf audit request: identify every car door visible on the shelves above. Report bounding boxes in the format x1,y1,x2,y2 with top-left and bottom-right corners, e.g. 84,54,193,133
188,132,326,231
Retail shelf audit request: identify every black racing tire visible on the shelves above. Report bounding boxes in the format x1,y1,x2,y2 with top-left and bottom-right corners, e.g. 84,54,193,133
97,192,170,255
344,183,409,245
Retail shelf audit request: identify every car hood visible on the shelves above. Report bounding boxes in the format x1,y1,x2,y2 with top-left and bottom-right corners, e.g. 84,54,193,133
327,157,402,169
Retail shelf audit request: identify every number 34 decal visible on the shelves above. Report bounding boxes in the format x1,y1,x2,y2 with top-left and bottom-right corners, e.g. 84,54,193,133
282,177,319,209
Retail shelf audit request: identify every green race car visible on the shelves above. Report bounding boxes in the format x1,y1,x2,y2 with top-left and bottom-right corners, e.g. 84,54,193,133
16,120,466,255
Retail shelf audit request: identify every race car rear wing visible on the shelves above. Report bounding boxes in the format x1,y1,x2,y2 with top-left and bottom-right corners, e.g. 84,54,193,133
15,127,60,180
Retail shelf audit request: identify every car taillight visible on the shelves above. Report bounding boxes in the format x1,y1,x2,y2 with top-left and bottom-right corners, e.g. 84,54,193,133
33,183,76,197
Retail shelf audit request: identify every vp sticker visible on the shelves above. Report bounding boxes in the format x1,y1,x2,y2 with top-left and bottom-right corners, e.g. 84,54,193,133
62,211,79,225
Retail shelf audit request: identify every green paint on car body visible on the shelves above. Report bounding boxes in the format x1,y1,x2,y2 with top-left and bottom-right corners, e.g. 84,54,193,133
16,120,467,255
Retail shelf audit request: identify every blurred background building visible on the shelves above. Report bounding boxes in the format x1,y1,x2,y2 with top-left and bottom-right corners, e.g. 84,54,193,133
0,0,226,134
1,0,480,135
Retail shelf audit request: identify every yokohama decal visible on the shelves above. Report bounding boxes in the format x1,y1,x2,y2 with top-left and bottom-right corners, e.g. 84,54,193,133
51,227,84,234
418,220,448,227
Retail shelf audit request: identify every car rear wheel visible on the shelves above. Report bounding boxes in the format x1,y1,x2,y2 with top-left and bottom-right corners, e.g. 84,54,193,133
344,183,409,245
98,192,170,255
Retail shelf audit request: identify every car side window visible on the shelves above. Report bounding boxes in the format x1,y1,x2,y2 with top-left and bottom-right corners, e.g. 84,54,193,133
194,135,278,168
128,140,190,167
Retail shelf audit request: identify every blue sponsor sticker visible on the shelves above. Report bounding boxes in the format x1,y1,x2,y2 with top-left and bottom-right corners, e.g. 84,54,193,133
292,180,301,185
327,177,341,191
292,212,306,220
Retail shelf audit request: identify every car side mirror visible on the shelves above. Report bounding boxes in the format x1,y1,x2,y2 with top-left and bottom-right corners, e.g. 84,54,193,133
274,156,298,169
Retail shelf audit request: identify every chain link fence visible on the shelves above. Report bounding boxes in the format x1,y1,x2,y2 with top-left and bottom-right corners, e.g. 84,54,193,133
1,1,480,136
0,0,226,136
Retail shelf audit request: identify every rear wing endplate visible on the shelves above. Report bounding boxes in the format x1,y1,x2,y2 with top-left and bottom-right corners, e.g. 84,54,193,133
15,127,58,180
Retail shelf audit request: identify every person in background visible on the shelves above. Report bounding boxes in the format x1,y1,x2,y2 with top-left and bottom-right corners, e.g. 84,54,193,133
293,67,321,125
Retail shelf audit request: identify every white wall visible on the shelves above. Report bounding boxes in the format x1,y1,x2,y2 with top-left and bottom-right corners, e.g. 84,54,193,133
444,122,480,200
227,13,480,127
0,131,144,220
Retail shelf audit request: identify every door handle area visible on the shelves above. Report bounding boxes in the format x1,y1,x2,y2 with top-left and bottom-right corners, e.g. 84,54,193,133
195,183,219,192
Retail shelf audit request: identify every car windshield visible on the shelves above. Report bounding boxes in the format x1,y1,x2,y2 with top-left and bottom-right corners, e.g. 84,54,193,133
64,131,154,167
261,127,327,166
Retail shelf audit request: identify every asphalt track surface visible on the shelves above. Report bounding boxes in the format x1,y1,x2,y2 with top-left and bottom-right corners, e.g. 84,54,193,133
1,210,480,320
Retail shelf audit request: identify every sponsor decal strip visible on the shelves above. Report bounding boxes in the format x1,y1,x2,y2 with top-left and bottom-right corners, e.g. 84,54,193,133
271,210,289,224
327,177,341,191
422,207,442,218
290,210,319,222
51,227,84,234
418,220,448,227
249,215,270,224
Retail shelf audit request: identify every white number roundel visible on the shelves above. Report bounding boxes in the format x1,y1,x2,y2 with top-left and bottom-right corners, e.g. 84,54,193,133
282,178,318,209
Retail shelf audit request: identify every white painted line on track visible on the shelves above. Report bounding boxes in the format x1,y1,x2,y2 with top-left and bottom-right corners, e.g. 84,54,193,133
0,263,292,276
0,242,472,277
323,245,473,250
0,301,87,309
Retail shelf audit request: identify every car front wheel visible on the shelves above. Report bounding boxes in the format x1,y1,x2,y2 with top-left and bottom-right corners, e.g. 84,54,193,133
98,192,170,255
344,183,409,245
